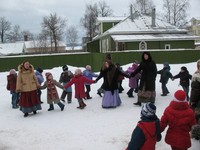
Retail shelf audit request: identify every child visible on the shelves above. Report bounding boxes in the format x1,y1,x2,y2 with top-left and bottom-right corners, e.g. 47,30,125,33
172,66,192,101
82,65,98,99
157,62,173,96
125,62,140,98
160,90,196,150
40,72,65,111
35,68,44,103
64,68,95,109
126,102,161,150
7,69,19,109
59,65,73,103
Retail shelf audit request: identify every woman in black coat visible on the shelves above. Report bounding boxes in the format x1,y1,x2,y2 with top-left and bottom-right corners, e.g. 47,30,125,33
131,52,157,106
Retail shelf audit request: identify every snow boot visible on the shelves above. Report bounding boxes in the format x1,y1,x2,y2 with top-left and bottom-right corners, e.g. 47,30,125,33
48,104,54,111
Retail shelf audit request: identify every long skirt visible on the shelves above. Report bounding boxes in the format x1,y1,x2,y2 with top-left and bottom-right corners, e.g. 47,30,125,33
102,90,121,108
137,90,156,103
19,90,42,113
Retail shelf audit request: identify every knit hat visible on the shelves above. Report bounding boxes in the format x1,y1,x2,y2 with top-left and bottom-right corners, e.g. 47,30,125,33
36,68,43,73
62,65,68,71
181,66,187,72
173,90,186,102
45,72,52,79
86,65,91,70
9,69,16,75
141,102,156,117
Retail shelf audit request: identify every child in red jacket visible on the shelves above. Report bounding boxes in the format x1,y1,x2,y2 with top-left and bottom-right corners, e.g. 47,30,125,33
160,90,196,150
64,68,95,109
7,69,19,109
126,102,161,150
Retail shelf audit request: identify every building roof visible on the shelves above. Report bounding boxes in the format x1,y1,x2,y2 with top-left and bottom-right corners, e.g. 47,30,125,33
94,13,188,40
0,42,24,55
97,16,127,24
111,34,200,42
25,40,66,49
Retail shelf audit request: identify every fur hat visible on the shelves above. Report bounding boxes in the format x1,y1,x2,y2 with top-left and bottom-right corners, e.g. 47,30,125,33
86,65,91,70
75,68,82,75
62,65,68,71
36,68,43,73
9,69,16,75
141,102,156,117
173,90,186,102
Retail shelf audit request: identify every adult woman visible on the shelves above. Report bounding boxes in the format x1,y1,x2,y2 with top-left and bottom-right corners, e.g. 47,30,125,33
131,52,157,106
96,59,129,108
16,61,42,117
190,60,200,122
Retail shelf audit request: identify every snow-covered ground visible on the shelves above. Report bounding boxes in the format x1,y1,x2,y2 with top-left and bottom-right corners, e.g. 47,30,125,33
0,62,200,150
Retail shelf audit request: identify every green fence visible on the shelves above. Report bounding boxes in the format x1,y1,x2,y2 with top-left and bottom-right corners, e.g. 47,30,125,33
0,50,200,72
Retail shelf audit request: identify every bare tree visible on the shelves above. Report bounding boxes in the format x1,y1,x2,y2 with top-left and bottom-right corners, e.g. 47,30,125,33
0,17,11,43
80,1,113,40
66,25,78,50
162,0,189,27
131,0,155,15
7,25,22,42
41,13,67,52
98,1,113,17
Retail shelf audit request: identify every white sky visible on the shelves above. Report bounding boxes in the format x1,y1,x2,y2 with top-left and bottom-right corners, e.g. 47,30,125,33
0,0,199,35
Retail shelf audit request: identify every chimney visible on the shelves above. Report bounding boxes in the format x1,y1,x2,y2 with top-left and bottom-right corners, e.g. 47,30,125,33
130,4,133,21
24,33,28,41
152,8,156,27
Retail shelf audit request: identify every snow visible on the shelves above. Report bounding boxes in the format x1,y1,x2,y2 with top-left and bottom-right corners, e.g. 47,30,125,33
0,62,200,150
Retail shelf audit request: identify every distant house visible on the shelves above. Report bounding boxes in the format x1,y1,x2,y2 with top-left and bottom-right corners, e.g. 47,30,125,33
190,17,200,36
87,9,200,52
0,42,25,55
24,40,66,54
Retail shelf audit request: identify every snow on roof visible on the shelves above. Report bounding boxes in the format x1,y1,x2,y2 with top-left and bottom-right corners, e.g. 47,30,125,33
94,14,188,40
25,40,66,49
97,16,127,24
111,34,200,42
0,42,24,55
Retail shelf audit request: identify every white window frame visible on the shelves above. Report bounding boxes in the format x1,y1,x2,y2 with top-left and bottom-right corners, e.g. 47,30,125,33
139,41,147,50
165,44,171,50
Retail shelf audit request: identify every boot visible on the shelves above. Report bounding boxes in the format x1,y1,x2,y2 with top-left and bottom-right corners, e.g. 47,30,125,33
48,104,54,111
24,113,29,117
67,93,72,103
77,100,87,109
57,102,65,111
133,102,141,106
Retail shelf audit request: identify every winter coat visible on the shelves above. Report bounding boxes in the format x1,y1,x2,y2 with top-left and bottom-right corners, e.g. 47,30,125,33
64,74,95,99
131,59,157,91
157,66,173,84
127,116,161,150
160,101,196,149
83,69,98,85
190,70,200,106
173,71,192,87
7,74,17,92
35,70,44,85
59,70,73,83
96,64,129,93
16,64,40,92
40,79,63,104
126,65,140,89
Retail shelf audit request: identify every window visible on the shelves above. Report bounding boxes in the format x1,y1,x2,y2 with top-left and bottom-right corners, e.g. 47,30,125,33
139,41,147,50
165,44,171,50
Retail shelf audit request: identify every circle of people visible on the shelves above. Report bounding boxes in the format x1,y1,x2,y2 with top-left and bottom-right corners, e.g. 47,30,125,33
6,52,200,150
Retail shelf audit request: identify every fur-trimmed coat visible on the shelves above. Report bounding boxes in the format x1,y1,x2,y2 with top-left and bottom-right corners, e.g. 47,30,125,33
16,64,40,92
